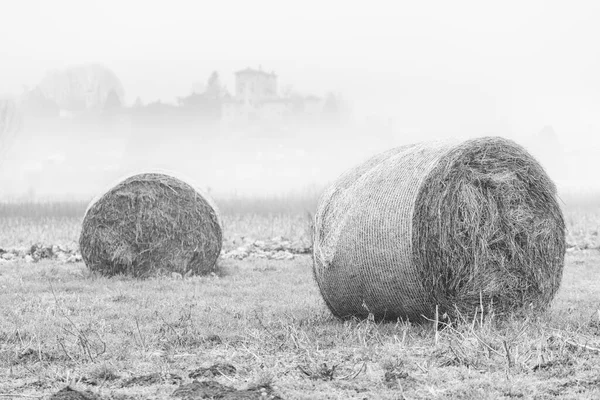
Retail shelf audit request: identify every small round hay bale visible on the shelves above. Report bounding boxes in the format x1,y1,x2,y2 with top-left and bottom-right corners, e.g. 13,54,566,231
313,137,565,322
80,172,222,277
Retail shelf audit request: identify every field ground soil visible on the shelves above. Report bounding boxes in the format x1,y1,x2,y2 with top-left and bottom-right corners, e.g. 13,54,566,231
1,247,600,399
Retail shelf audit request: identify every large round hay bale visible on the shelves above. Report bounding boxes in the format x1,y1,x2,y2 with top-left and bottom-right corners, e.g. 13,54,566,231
80,172,222,277
313,137,565,322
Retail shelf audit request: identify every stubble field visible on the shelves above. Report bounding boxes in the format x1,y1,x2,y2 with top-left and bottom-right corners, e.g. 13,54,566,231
1,197,600,399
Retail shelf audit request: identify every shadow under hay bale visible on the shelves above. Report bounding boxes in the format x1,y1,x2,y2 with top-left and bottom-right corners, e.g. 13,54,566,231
79,172,222,278
313,137,565,322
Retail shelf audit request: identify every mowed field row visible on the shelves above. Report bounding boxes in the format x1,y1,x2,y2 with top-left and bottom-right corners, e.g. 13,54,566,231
0,193,598,251
0,195,318,252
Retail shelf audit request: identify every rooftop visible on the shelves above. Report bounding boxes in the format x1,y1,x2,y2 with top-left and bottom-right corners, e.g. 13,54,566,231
235,67,277,77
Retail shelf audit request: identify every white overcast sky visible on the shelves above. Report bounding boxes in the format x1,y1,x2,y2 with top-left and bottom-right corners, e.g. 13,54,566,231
1,0,599,140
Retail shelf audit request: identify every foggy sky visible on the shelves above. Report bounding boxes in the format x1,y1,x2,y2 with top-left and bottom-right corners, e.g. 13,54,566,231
2,0,600,140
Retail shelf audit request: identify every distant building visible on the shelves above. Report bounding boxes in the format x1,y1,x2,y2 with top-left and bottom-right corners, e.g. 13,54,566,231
221,66,323,125
235,67,278,102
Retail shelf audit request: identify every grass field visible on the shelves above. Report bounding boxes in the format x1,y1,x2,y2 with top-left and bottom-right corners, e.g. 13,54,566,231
1,198,600,399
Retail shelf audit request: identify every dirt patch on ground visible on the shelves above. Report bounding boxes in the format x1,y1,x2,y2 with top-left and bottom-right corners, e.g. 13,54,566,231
222,236,311,261
120,372,182,387
189,363,236,379
0,243,81,263
172,380,282,399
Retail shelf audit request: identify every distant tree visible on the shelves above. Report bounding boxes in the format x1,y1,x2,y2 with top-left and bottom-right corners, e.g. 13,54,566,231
20,87,59,117
103,89,122,112
323,92,341,115
0,97,23,166
64,96,87,113
177,93,206,108
37,64,125,114
205,71,225,99
140,100,179,116
281,84,294,98
190,81,205,95
133,97,143,108
321,92,350,124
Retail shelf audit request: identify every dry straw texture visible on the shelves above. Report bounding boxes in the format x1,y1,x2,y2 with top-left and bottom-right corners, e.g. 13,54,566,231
80,173,222,277
313,137,565,322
